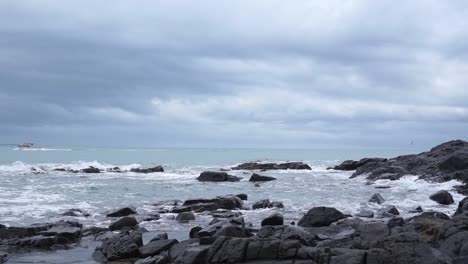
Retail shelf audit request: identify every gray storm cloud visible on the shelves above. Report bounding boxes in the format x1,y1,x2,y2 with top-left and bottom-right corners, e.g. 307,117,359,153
0,0,467,148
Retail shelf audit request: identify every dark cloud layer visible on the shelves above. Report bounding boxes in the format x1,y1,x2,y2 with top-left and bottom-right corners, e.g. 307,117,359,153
1,1,467,148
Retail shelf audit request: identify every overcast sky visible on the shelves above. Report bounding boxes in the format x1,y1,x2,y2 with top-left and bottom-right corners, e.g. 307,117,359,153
1,1,467,148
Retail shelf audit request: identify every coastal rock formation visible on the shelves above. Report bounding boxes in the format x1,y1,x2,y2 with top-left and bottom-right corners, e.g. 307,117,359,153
0,220,82,251
196,171,241,182
333,140,468,189
368,193,385,204
252,199,284,210
249,173,277,182
109,216,138,231
261,213,284,226
176,212,196,222
231,161,311,170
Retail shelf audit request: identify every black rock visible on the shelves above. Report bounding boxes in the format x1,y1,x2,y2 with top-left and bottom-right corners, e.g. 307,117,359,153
106,207,137,217
134,254,168,264
231,161,311,170
409,206,423,213
378,206,400,217
249,173,277,182
348,140,468,190
130,166,164,173
189,226,202,239
181,195,243,211
0,224,5,229
387,217,404,228
261,213,284,226
252,199,272,210
430,190,455,205
92,231,143,262
176,212,195,222
298,207,346,227
60,208,90,217
81,166,101,173
0,252,7,264
235,193,248,200
455,197,468,215
415,211,451,220
109,216,138,231
138,239,178,258
196,171,241,182
369,193,385,204
332,158,388,171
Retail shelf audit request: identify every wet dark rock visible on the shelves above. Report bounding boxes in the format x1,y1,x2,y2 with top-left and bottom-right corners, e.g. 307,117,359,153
249,173,277,182
209,210,242,218
430,190,455,205
409,206,424,213
213,225,251,238
378,206,400,217
231,161,311,170
137,213,161,222
106,207,137,217
149,233,168,242
130,166,164,173
109,216,138,231
252,199,283,210
356,210,374,218
189,226,202,239
176,212,195,222
180,195,243,213
455,197,468,215
196,171,241,182
369,193,385,204
235,193,248,200
414,211,451,220
81,166,101,173
92,231,143,263
0,225,5,229
261,213,284,226
332,158,388,171
138,239,178,258
82,226,108,237
298,207,346,227
60,208,90,217
135,254,168,264
0,252,6,264
387,217,405,228
347,140,468,191
254,183,261,187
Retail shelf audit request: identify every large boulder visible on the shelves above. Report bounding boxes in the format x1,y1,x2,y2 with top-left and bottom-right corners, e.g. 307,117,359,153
92,231,143,263
249,173,277,182
332,158,388,171
196,171,241,182
298,207,346,227
81,166,101,173
176,212,195,222
430,190,455,205
179,195,244,212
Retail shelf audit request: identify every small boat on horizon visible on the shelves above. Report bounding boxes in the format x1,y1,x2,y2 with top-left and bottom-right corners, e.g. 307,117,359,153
17,143,34,148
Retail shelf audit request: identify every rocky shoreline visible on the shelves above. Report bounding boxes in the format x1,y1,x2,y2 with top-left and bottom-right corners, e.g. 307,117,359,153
1,141,468,263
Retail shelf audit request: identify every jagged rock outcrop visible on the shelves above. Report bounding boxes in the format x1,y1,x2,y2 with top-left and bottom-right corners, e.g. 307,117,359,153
249,173,277,182
333,140,468,189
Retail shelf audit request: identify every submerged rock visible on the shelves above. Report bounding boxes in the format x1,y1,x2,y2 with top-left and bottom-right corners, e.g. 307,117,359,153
176,212,196,222
252,199,284,210
369,193,385,204
249,173,277,182
430,190,455,205
81,166,101,173
130,166,164,173
92,231,143,263
196,171,241,182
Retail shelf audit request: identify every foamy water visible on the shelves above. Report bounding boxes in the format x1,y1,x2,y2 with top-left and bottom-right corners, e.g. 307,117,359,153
0,146,463,263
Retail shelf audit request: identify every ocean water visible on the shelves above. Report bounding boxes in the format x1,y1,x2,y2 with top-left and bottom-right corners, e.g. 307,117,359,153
0,145,464,263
